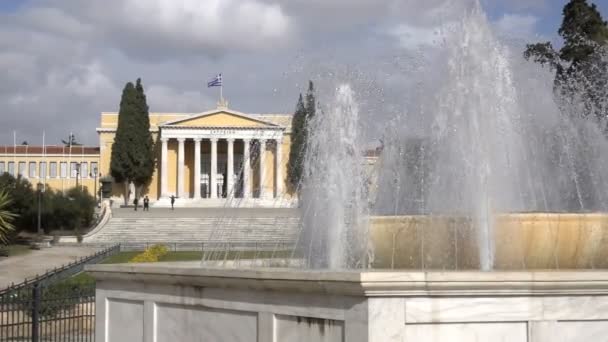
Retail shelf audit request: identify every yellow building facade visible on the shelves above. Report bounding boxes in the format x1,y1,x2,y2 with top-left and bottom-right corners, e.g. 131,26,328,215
97,104,294,207
0,145,101,194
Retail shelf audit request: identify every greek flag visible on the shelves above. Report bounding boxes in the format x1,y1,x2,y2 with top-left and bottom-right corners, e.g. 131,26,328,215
207,74,222,87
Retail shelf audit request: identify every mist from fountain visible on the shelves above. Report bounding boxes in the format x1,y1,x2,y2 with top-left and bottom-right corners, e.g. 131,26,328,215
297,85,371,269
297,2,608,270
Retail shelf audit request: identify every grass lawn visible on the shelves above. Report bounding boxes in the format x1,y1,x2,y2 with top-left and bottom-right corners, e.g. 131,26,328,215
64,249,294,286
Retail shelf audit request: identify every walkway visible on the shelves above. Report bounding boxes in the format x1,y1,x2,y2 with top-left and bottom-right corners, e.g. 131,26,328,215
0,246,100,288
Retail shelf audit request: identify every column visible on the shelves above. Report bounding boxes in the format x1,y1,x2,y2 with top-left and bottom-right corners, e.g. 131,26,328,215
210,138,218,199
194,138,201,199
275,139,283,197
258,139,267,199
160,138,168,197
242,139,251,198
177,138,185,198
226,138,235,197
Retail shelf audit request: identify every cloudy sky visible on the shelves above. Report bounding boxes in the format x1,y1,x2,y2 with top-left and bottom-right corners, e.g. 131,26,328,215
1,0,607,145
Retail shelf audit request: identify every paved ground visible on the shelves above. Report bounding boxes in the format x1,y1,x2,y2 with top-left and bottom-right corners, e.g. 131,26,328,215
112,207,300,218
0,246,100,288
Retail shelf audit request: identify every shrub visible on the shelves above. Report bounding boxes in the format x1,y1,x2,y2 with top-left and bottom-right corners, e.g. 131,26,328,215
0,174,96,233
129,244,168,263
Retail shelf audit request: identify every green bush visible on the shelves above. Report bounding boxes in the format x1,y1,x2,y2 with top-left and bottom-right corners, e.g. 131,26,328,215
0,173,96,234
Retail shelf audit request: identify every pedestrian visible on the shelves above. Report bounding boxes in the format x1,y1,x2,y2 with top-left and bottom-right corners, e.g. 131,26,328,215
170,195,176,210
133,197,138,211
143,196,149,211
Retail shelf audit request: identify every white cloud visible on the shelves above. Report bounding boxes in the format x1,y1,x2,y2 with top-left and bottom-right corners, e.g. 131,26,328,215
389,24,443,49
494,14,539,39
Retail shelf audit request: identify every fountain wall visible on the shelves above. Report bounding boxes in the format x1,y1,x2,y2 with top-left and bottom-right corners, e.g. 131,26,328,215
88,264,608,342
370,213,608,270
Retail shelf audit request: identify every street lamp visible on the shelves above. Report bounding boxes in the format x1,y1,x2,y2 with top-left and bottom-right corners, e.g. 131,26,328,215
75,162,81,189
90,168,100,207
36,182,45,235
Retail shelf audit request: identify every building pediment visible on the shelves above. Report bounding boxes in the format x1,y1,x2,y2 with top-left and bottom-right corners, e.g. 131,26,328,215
160,109,281,129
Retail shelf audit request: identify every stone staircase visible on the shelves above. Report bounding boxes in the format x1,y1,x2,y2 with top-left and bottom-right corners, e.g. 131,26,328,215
83,216,302,247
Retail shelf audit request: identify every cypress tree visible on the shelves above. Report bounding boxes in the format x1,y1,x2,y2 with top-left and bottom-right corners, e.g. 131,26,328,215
110,78,155,204
111,82,137,205
287,94,307,191
132,79,155,195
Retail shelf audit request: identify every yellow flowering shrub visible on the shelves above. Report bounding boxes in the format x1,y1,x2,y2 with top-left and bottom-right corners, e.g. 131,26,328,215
129,244,169,263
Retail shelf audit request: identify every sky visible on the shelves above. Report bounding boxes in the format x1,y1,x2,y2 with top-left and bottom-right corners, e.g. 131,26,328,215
0,0,607,146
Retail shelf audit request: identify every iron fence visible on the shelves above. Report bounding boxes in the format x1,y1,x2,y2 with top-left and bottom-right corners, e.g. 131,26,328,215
0,244,119,341
0,244,119,296
1,282,95,342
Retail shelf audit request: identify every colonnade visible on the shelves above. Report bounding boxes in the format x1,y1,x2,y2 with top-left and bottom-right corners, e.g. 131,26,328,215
159,137,283,199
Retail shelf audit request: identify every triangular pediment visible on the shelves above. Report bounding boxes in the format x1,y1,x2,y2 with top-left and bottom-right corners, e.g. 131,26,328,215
161,109,279,128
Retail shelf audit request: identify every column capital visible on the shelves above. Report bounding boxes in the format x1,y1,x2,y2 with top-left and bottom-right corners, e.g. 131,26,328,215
210,138,219,143
160,137,169,143
177,138,186,143
226,138,235,143
193,137,202,142
242,138,251,143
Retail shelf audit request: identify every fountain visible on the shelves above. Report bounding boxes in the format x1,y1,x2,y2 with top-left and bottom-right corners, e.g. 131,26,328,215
88,2,608,341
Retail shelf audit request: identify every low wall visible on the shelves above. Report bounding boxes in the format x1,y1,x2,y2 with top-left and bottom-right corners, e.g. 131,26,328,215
88,264,608,342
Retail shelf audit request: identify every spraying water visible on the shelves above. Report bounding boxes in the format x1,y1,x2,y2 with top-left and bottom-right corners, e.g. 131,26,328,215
299,85,370,269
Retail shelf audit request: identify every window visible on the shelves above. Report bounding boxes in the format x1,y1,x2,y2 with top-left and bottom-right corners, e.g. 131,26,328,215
18,162,26,177
60,162,67,178
8,162,14,176
81,162,88,179
29,162,36,178
50,162,57,178
0,162,4,174
39,162,47,179
70,162,78,178
90,162,98,175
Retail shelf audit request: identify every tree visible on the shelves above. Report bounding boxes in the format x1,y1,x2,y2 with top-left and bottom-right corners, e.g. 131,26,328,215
287,81,317,192
131,79,155,194
287,94,307,191
0,190,16,244
110,79,155,205
61,133,81,147
525,0,608,124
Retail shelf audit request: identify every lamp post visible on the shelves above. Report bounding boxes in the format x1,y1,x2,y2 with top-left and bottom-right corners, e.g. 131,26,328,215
36,182,44,235
75,162,81,189
90,168,100,207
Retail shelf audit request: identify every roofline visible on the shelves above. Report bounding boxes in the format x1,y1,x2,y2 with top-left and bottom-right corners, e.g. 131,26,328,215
160,108,281,127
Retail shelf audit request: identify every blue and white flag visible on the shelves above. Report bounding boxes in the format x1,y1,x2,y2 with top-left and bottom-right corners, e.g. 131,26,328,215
207,74,222,87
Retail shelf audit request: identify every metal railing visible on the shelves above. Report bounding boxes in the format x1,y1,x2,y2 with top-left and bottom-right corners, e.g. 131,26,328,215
0,244,120,296
0,245,118,341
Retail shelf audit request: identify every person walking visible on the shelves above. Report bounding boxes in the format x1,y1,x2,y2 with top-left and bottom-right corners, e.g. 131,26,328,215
133,197,139,211
143,196,150,211
170,195,176,210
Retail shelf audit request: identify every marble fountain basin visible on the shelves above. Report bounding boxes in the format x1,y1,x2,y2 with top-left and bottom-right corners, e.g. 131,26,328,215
370,213,608,269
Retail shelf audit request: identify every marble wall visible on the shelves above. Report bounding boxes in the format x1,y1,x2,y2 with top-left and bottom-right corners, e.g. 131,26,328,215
89,266,608,342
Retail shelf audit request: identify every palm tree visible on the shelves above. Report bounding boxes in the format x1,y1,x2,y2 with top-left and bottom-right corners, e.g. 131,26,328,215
0,190,16,244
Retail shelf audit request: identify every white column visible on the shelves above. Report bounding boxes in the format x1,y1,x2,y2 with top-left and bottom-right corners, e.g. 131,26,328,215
194,138,201,199
160,137,168,197
242,139,251,198
258,139,267,199
275,139,283,198
177,138,185,198
210,138,218,199
226,138,235,197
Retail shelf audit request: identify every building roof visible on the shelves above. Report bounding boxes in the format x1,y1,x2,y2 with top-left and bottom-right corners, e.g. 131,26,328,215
0,145,100,155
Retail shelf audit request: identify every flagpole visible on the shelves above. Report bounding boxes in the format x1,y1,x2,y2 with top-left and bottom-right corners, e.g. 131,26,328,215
42,131,46,192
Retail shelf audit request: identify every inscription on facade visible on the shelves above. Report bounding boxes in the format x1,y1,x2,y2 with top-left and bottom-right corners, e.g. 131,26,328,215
209,129,237,135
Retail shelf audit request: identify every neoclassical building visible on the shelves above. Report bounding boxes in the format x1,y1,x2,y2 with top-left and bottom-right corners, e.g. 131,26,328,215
97,103,294,206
